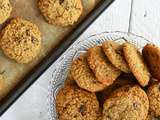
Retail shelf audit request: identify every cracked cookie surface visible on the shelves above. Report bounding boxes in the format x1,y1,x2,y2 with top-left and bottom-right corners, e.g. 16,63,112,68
87,46,121,85
38,0,83,26
71,54,106,92
56,85,99,120
123,43,150,87
0,0,12,24
102,41,130,73
110,85,149,118
103,95,146,120
0,18,41,64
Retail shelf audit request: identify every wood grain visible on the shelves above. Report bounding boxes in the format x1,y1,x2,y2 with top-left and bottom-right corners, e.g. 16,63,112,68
79,0,132,38
130,0,160,44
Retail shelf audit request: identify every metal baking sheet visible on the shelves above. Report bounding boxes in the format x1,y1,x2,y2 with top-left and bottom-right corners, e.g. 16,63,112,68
0,0,114,116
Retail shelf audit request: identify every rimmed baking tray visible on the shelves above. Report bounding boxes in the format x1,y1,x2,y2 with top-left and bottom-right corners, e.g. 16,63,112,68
0,0,114,116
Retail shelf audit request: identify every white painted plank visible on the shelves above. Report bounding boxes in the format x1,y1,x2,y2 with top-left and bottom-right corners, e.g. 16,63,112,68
0,0,131,120
79,0,132,38
130,0,160,44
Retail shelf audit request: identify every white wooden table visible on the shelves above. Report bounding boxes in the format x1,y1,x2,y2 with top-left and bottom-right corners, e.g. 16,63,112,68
1,0,160,119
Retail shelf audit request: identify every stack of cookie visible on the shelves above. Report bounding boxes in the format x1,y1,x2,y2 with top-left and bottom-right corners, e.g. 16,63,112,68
56,41,160,120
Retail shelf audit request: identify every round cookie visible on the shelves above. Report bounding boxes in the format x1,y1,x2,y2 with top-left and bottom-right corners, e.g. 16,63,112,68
109,85,149,118
102,95,146,120
102,41,130,73
38,0,83,26
71,54,106,92
0,18,42,64
123,42,150,87
142,44,160,80
147,82,160,117
87,46,121,85
0,0,12,24
56,85,99,120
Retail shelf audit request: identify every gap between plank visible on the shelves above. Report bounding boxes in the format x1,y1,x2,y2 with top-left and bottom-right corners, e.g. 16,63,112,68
128,0,134,35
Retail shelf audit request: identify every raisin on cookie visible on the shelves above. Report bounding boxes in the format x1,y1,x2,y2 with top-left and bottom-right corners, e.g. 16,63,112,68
110,85,149,118
87,46,121,86
71,54,106,92
142,44,160,80
102,41,130,73
123,42,150,87
0,18,42,64
56,85,99,120
38,0,83,26
103,95,146,120
0,0,12,24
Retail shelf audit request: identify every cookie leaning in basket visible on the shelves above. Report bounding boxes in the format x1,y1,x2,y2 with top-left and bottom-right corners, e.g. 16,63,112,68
87,45,121,86
123,42,150,87
70,54,106,92
142,44,160,80
102,41,130,73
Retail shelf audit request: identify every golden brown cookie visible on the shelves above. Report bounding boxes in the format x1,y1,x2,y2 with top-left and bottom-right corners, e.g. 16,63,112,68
0,18,42,64
102,41,130,73
102,95,146,120
142,44,160,80
109,85,149,118
123,42,150,87
87,46,121,85
147,82,160,117
38,0,83,26
71,54,106,92
56,85,99,120
0,0,12,24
